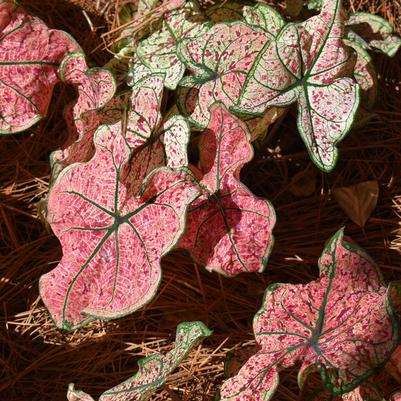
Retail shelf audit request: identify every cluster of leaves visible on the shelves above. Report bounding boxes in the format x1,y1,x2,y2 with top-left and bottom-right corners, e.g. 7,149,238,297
1,0,401,399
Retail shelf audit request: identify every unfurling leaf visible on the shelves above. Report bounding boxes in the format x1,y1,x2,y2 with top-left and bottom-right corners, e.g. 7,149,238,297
67,321,211,401
176,15,278,127
220,229,400,400
233,0,360,172
40,121,199,330
346,12,401,58
51,52,117,171
0,0,80,134
333,180,379,227
179,103,276,277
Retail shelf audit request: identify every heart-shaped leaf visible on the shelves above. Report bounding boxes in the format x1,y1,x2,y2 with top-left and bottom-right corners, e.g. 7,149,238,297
51,52,117,169
132,0,207,90
346,12,401,58
176,19,273,128
333,180,379,227
40,121,199,330
68,321,211,401
220,229,400,400
233,0,360,171
178,103,276,276
0,0,80,133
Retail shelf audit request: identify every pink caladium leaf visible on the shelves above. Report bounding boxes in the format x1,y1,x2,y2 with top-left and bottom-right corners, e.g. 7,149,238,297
40,121,199,330
0,0,80,134
176,15,279,128
346,12,401,58
219,229,401,400
51,52,117,169
67,321,211,401
205,1,245,24
178,103,276,276
233,0,360,172
162,115,190,169
131,0,207,90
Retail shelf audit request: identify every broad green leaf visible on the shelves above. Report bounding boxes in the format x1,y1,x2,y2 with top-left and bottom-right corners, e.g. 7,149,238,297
132,1,207,89
68,321,211,401
178,103,276,276
233,0,360,172
0,1,80,133
176,21,271,127
219,229,400,400
40,120,199,330
346,12,401,58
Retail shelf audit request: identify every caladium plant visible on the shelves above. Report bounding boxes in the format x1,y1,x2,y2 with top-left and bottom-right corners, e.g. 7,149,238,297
232,0,360,172
176,6,282,128
67,321,211,401
178,103,276,277
40,117,200,330
219,229,401,400
0,0,80,134
51,52,117,173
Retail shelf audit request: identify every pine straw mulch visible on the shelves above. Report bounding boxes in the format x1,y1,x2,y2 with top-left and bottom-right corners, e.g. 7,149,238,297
1,0,401,400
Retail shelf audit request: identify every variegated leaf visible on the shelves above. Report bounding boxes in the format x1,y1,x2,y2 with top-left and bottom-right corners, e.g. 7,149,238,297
40,122,199,330
220,229,401,400
162,115,190,169
68,321,211,401
176,19,274,128
132,1,207,90
346,12,401,58
0,0,80,133
178,103,276,276
51,52,117,170
233,0,360,171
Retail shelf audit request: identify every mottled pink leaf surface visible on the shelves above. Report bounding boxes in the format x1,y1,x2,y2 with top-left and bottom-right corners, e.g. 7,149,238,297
40,121,199,330
178,103,275,276
0,0,80,134
219,229,400,400
51,52,117,170
67,321,211,401
176,16,277,128
233,0,360,171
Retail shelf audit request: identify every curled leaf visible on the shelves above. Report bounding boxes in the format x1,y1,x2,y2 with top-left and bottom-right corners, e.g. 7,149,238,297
333,180,379,227
346,12,401,57
220,229,400,400
51,52,117,170
40,122,199,330
68,321,211,401
205,1,245,23
233,0,360,171
0,0,80,133
179,103,276,276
